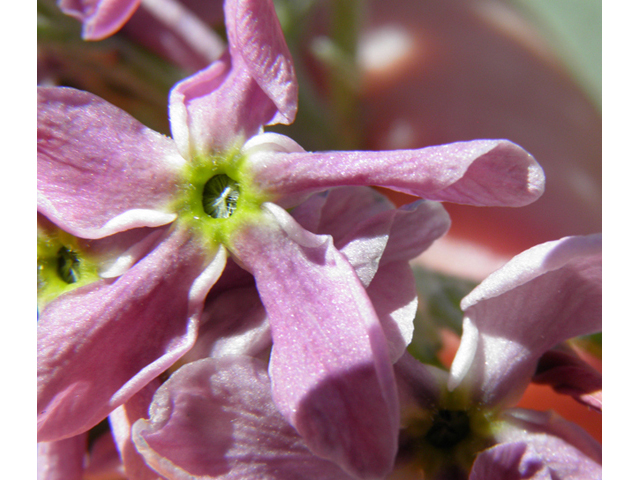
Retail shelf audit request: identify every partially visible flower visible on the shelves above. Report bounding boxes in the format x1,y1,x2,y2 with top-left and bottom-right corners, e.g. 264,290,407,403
124,234,601,479
38,0,544,476
395,233,602,479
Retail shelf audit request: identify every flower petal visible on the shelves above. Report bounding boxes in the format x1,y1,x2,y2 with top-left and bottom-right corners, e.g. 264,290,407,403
247,139,544,207
37,227,225,442
471,408,602,479
532,347,602,412
226,0,297,124
448,234,602,408
366,261,418,363
110,379,163,480
58,0,141,40
380,200,451,264
229,203,399,479
37,433,87,480
292,187,396,286
38,87,184,239
132,357,354,480
181,285,271,363
168,0,297,156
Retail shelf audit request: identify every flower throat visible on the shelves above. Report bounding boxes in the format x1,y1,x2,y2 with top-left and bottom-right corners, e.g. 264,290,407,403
202,174,240,219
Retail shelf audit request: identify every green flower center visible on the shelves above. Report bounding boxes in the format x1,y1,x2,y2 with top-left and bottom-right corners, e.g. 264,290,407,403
397,393,497,478
173,149,266,249
37,229,99,311
425,409,471,450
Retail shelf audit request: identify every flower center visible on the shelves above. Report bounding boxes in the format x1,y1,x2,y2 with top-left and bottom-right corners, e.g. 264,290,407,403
57,246,80,284
202,174,240,219
37,226,100,311
425,409,471,449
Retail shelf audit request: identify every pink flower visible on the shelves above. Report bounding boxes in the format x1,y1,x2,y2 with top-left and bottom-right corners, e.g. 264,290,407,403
123,235,600,479
38,0,544,476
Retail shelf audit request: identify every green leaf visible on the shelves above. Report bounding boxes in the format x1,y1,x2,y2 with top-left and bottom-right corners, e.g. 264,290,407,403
511,0,602,109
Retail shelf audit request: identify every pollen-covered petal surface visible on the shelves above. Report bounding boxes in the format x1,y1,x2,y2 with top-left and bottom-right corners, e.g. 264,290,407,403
448,234,602,408
58,0,141,40
246,139,544,208
229,203,399,479
38,87,184,239
132,357,355,480
37,227,226,442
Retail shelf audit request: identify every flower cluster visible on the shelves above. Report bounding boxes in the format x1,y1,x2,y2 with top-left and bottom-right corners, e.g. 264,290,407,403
37,0,601,479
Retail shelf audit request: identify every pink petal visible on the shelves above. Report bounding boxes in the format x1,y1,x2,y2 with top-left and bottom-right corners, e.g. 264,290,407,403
38,87,184,239
110,379,163,480
472,408,602,479
181,285,271,363
247,139,544,208
37,433,87,480
82,429,126,479
532,347,602,412
294,186,394,242
58,0,141,40
229,203,399,479
132,357,354,479
225,0,298,125
37,227,226,442
366,261,418,362
449,234,602,408
168,0,297,156
380,199,451,264
292,187,397,286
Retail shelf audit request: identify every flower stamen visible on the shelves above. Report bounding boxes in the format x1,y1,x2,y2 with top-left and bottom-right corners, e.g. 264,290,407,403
202,174,240,219
57,246,80,284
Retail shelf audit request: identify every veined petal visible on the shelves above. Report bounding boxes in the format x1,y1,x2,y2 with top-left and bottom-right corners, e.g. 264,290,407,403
225,0,298,125
58,0,141,40
532,348,602,412
246,139,544,208
38,87,184,239
471,408,602,479
132,358,354,480
448,234,602,408
229,203,399,479
169,0,297,157
37,227,225,442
